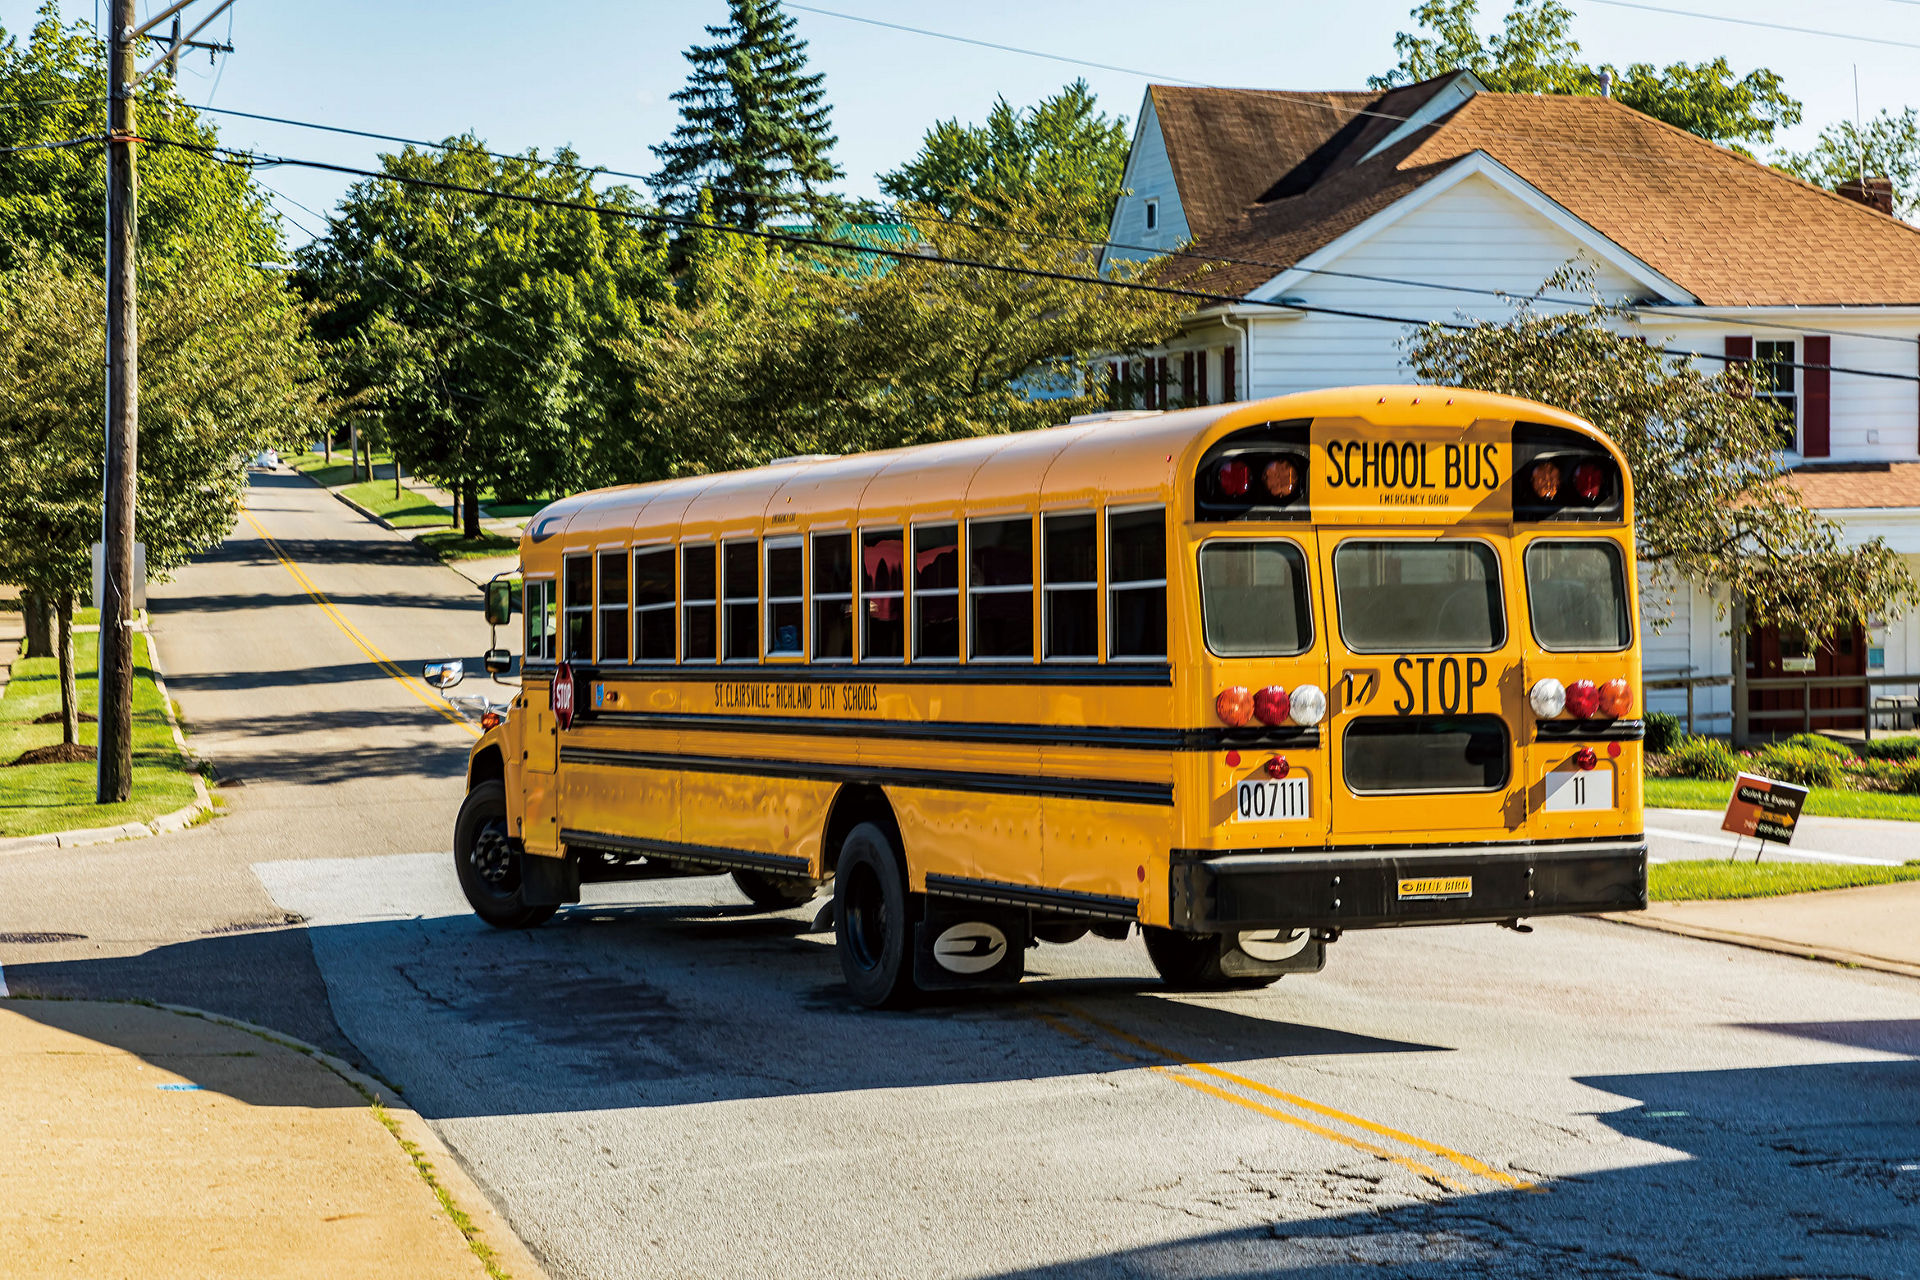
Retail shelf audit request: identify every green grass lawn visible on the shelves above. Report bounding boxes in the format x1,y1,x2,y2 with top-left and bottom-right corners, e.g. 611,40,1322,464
481,500,544,519
416,529,521,559
0,631,199,838
340,479,457,528
1651,858,1920,901
288,450,396,488
1645,776,1920,822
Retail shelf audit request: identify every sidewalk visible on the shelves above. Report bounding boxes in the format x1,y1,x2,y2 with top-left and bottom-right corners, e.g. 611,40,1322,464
1616,880,1920,980
1645,805,1920,866
0,997,546,1279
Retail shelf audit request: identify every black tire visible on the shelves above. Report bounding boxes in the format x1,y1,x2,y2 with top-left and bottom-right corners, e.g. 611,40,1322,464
833,822,920,1009
1141,927,1279,991
731,869,817,911
454,781,557,930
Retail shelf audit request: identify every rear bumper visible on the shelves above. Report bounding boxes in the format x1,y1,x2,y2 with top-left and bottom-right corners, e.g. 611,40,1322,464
1167,838,1647,932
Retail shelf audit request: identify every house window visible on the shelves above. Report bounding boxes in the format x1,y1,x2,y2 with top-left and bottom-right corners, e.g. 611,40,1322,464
1144,198,1159,232
632,547,675,661
813,532,854,661
597,548,629,663
1754,339,1797,449
765,537,804,656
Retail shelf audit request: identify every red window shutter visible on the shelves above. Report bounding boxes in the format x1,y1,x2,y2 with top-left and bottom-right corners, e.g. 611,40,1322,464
1222,345,1237,402
1181,352,1196,404
1724,335,1753,367
1197,350,1209,405
1802,336,1831,457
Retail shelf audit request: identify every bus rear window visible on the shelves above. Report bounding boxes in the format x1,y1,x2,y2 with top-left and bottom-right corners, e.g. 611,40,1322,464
1198,541,1311,656
1344,716,1510,793
1333,541,1503,653
1525,541,1631,651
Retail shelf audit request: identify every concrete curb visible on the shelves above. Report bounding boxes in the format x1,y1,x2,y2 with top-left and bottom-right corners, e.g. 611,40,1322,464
1602,911,1920,981
0,627,213,858
91,998,553,1280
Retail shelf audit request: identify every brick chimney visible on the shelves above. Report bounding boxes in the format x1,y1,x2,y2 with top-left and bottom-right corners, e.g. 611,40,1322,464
1837,175,1895,215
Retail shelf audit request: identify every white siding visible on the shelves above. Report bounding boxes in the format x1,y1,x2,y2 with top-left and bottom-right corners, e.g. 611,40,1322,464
1243,173,1646,396
1104,96,1190,268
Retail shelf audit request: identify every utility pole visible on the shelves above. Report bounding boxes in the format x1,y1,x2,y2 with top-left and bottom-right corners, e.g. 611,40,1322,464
98,0,236,804
97,0,140,803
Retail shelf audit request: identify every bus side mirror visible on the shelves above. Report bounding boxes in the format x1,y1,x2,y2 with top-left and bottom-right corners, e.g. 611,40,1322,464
422,659,465,689
483,648,514,676
484,580,514,627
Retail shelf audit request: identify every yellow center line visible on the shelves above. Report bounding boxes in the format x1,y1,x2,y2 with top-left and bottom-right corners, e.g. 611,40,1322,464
1052,1002,1537,1193
241,510,481,739
1037,1012,1469,1190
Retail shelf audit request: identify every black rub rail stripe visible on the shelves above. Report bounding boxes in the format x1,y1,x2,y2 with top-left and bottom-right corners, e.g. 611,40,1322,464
525,660,1173,688
561,829,811,877
923,873,1139,921
560,746,1176,807
1534,718,1646,742
1169,832,1647,860
581,709,1319,752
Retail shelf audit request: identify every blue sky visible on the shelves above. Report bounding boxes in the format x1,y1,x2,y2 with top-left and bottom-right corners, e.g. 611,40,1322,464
12,0,1920,247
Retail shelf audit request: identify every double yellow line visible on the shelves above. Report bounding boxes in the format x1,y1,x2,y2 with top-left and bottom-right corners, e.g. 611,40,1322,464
1043,1001,1536,1195
242,511,481,739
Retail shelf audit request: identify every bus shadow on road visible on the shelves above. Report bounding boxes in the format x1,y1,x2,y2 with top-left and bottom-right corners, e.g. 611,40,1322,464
971,1031,1920,1278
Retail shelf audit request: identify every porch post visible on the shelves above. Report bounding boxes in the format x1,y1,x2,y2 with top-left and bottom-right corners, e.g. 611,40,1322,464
1731,593,1750,747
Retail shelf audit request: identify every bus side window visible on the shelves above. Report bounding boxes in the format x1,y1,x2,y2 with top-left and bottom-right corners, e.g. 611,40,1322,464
812,532,854,661
524,580,552,662
633,547,675,661
970,516,1033,660
1109,507,1167,660
862,528,905,661
913,524,959,660
682,544,717,662
562,554,593,662
1043,511,1097,660
722,539,760,662
597,548,629,663
766,538,804,656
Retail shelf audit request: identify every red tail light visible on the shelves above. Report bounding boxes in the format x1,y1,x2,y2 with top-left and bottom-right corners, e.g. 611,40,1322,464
1564,679,1600,719
480,711,503,731
1215,686,1253,727
1263,458,1300,500
1571,461,1606,500
1598,677,1633,718
1217,459,1251,497
1573,746,1598,771
1252,685,1291,726
1530,461,1561,501
1264,755,1290,780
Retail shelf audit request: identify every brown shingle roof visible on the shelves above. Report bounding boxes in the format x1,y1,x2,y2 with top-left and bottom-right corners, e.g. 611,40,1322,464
1149,85,1920,306
1787,462,1920,510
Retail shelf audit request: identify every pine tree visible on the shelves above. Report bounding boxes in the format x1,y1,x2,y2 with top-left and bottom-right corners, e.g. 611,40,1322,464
651,0,843,231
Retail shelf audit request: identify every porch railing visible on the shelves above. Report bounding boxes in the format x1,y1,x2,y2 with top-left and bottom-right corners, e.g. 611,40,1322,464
1737,673,1920,743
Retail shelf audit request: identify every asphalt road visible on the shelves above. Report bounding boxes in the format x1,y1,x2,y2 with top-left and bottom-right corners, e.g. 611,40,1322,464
5,474,1919,1278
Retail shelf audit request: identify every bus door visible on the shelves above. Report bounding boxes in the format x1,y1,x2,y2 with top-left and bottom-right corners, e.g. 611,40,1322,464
1317,532,1524,842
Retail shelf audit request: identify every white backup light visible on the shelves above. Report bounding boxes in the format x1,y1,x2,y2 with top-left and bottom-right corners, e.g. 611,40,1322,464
1288,682,1327,727
1529,677,1567,719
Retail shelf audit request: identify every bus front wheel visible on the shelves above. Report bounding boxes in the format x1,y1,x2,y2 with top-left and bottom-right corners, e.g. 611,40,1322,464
454,781,557,930
1141,927,1280,991
833,823,920,1009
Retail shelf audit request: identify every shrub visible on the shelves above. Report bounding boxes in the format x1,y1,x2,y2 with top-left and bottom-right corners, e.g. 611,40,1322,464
1643,712,1682,755
1851,757,1910,787
1897,762,1920,796
1858,736,1920,762
1752,743,1844,789
1775,732,1851,759
1661,735,1740,781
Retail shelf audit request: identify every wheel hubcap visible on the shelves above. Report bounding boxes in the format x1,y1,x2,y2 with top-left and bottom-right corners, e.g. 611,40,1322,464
843,863,888,972
471,819,514,888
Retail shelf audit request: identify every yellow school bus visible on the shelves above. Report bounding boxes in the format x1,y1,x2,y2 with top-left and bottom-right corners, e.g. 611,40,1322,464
447,386,1646,1007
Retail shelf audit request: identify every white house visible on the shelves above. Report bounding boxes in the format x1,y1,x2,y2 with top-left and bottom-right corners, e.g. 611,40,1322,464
1102,71,1920,736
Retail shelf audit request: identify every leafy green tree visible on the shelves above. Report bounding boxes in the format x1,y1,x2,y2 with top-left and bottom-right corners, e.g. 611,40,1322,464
295,140,669,533
1778,108,1920,219
1402,272,1914,639
1372,0,1801,149
0,251,323,749
650,0,842,231
879,80,1128,237
611,186,1190,478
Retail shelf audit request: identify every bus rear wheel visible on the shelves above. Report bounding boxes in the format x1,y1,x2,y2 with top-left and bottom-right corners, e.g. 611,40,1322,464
833,823,920,1009
454,781,557,930
1142,927,1280,991
731,869,817,911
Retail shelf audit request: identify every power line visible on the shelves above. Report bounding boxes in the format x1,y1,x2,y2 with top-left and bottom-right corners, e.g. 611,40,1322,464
1581,0,1920,49
175,100,1920,350
0,95,104,112
0,135,105,155
144,133,1920,386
